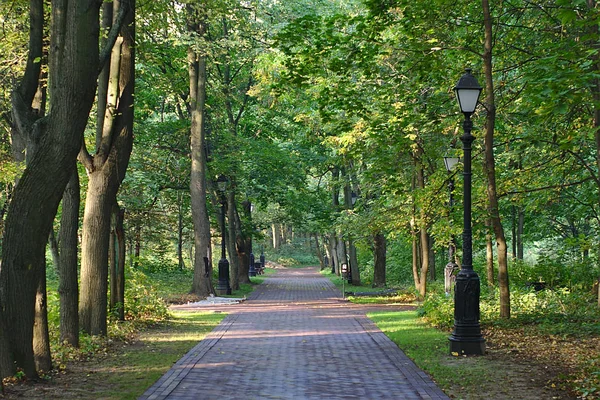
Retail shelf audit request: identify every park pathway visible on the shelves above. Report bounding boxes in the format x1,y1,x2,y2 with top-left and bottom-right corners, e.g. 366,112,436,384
139,267,449,400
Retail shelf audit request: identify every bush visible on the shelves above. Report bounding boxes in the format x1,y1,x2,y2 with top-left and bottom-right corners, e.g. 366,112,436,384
124,267,170,322
420,283,600,336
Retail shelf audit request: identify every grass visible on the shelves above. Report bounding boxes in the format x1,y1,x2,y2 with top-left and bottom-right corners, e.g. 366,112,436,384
82,311,225,399
368,311,521,399
321,270,418,305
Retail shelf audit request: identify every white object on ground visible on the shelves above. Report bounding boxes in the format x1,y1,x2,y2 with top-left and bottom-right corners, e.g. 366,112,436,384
187,294,246,306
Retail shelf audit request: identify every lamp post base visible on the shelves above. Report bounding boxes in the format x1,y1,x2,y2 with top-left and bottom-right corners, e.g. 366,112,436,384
449,336,486,355
216,258,231,296
449,268,486,355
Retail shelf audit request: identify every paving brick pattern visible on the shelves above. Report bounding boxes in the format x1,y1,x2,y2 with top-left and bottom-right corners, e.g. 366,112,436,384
139,267,449,400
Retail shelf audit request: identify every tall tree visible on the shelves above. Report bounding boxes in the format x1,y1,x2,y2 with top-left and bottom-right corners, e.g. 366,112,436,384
79,0,135,335
482,0,510,318
187,2,214,297
1,0,102,378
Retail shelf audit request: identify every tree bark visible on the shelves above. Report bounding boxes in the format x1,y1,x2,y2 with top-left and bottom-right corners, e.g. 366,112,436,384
414,148,429,298
188,4,214,297
517,207,524,260
58,169,80,347
79,0,135,335
227,190,240,291
236,200,251,284
486,225,495,287
178,192,186,270
33,265,51,373
1,0,101,379
373,232,386,287
428,234,435,281
483,0,510,318
109,203,125,321
313,234,325,270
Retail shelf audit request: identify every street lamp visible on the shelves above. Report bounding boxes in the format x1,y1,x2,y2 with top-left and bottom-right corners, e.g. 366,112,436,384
443,152,459,296
449,68,486,355
216,175,231,295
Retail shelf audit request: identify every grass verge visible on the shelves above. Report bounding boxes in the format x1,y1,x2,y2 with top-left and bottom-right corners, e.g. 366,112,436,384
2,311,225,399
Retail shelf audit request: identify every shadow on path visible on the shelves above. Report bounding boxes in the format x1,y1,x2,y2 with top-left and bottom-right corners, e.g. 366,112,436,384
139,267,449,400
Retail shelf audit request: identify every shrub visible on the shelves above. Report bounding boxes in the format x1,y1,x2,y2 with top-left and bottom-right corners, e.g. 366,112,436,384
124,267,169,322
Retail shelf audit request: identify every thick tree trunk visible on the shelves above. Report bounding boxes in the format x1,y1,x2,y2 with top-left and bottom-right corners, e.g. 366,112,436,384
188,7,214,296
80,174,113,335
1,0,100,379
58,169,80,347
483,0,510,318
373,232,386,287
79,0,135,334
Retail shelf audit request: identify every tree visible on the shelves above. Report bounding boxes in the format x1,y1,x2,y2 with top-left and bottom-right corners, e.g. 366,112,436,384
1,0,102,378
187,2,215,297
79,0,135,335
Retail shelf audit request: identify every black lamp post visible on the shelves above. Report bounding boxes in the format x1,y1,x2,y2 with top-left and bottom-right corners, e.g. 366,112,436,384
443,154,459,296
249,252,256,277
216,175,231,295
449,68,486,355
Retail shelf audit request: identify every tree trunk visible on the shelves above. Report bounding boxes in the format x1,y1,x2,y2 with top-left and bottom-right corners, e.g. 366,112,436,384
187,5,214,296
517,207,524,260
329,234,339,274
227,190,240,291
178,192,186,270
109,203,125,321
59,169,80,347
373,232,386,287
428,234,436,281
511,206,517,259
48,230,60,272
272,223,281,250
415,149,429,298
79,0,135,334
486,226,495,287
313,234,325,270
236,201,251,285
79,175,113,335
33,266,52,373
483,0,510,318
1,0,100,379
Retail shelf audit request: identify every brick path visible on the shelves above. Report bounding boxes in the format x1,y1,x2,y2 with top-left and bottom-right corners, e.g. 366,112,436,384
139,267,449,400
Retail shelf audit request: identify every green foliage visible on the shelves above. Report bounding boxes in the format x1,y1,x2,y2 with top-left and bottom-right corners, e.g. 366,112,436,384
124,268,170,322
419,283,600,336
267,239,320,267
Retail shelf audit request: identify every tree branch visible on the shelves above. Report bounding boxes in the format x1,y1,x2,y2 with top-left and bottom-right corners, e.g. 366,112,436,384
499,176,593,197
98,0,130,75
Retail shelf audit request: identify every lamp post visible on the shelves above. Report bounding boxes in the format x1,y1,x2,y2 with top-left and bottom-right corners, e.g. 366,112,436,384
449,68,486,355
443,154,460,296
216,175,231,295
249,252,256,277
